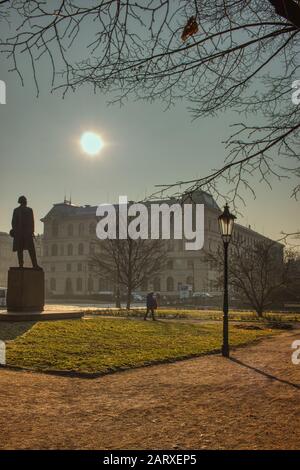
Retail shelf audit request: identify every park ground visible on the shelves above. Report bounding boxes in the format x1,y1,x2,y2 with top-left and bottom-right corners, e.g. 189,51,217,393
0,313,299,449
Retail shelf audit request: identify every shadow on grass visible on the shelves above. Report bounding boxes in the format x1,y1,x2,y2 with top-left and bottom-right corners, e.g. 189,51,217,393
230,357,300,390
0,322,36,341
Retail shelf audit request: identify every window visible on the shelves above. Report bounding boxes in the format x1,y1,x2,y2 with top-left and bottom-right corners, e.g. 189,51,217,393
166,260,173,270
77,263,82,272
76,278,83,292
51,244,58,256
153,277,161,291
67,244,73,256
166,277,174,292
60,245,64,256
88,277,93,292
78,223,84,236
65,278,72,294
67,224,74,237
66,263,72,272
52,220,59,237
89,222,96,235
78,243,84,255
50,278,56,291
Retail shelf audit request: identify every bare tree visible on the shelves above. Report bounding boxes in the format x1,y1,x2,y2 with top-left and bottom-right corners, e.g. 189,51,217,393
1,1,300,203
206,238,293,316
90,237,167,309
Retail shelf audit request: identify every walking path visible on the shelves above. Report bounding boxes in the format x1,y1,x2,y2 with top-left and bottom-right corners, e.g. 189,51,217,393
0,331,299,449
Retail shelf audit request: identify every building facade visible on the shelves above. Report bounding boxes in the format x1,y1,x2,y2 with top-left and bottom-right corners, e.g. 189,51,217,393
0,232,43,287
40,192,283,298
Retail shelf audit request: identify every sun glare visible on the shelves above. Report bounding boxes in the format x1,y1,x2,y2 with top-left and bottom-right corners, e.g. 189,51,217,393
80,131,104,156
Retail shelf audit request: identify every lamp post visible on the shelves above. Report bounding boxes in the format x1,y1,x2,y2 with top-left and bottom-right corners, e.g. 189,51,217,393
218,203,236,358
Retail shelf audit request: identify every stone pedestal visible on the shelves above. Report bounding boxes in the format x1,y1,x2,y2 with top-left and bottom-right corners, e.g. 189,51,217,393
6,267,45,312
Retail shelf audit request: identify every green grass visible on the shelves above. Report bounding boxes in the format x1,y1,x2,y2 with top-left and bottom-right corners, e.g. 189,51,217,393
88,308,300,323
1,317,280,375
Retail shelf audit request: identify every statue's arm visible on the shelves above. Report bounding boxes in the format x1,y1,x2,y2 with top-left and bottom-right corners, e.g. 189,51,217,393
11,209,17,231
30,208,35,235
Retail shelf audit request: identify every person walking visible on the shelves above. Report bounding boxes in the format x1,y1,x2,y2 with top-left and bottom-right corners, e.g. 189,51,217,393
144,292,158,321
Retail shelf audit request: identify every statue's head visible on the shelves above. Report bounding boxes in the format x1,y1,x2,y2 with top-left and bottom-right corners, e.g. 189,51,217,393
18,195,27,206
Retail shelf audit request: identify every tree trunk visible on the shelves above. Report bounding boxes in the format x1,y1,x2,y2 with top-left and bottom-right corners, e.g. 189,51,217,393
255,306,264,318
126,288,132,310
115,283,121,308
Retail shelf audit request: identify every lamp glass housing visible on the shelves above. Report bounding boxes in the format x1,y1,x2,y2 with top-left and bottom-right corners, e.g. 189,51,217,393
218,204,236,244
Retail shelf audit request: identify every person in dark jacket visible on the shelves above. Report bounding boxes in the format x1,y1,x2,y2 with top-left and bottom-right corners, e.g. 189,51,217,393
11,196,40,269
144,292,158,321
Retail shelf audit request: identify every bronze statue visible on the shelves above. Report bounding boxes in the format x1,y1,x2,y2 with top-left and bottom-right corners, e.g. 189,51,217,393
10,196,41,269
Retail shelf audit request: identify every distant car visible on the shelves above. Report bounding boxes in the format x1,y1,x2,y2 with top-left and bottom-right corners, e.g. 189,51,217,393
192,292,213,298
0,287,7,307
132,293,144,302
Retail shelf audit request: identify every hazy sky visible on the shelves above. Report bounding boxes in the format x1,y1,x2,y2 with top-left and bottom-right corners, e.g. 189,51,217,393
0,11,299,241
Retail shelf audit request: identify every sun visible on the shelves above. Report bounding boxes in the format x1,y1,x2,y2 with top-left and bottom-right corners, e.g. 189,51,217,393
80,131,104,156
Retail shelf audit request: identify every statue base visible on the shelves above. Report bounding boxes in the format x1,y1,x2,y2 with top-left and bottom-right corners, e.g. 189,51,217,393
6,267,45,312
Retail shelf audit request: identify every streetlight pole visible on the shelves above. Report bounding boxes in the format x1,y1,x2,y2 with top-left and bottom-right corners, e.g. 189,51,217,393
218,203,236,358
222,240,229,357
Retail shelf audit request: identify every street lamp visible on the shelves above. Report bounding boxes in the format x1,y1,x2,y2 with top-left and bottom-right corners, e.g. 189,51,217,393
218,203,236,358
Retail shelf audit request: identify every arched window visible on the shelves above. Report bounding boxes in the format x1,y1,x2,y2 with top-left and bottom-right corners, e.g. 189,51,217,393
153,277,161,292
78,223,84,236
65,278,73,294
78,243,84,255
88,277,93,292
89,222,96,235
67,224,74,237
50,278,56,291
52,220,59,237
67,243,73,256
166,277,174,292
51,244,58,256
76,278,83,292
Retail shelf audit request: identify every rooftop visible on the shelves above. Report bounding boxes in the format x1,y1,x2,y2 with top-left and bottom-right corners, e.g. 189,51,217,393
41,190,220,221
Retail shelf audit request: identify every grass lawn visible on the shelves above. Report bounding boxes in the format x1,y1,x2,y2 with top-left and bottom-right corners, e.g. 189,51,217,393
0,317,281,375
89,308,300,323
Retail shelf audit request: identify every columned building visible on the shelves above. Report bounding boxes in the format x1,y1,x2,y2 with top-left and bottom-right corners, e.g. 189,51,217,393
40,192,283,298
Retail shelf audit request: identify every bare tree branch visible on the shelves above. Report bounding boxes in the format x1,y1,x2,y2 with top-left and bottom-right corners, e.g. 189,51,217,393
1,1,300,203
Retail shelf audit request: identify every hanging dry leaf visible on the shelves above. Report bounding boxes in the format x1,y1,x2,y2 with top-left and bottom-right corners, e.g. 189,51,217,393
181,16,199,42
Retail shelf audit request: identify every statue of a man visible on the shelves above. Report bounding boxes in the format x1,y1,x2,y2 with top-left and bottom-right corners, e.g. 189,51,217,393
11,196,41,269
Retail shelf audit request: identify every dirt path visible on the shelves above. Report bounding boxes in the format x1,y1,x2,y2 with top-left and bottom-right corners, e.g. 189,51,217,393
0,331,299,450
